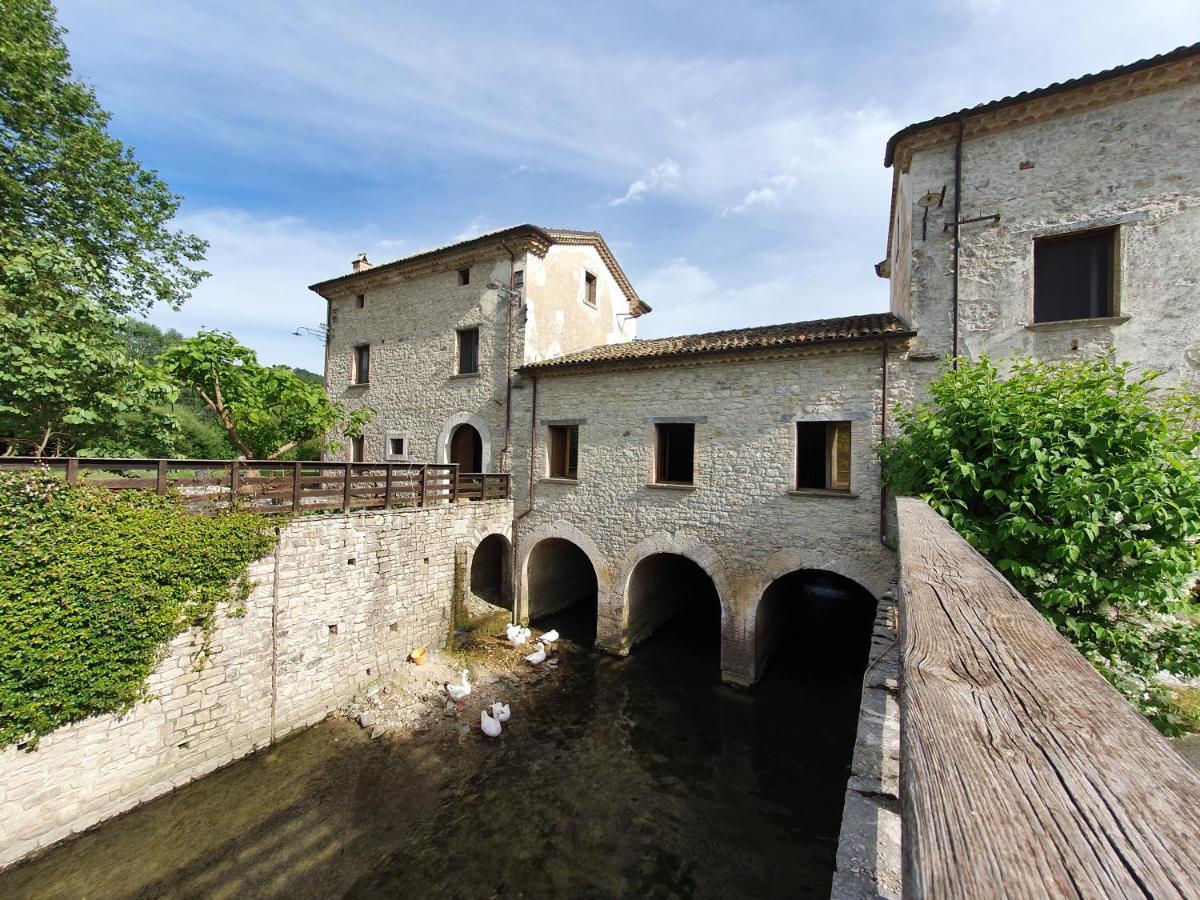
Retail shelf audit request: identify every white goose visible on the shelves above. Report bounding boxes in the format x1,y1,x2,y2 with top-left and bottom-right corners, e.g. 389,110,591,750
508,625,531,647
540,629,560,648
445,669,471,703
524,642,547,665
490,701,511,723
480,709,502,738
505,622,522,642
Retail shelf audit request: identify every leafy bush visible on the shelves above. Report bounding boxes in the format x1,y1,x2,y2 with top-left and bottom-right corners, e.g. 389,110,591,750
883,355,1200,733
0,470,277,747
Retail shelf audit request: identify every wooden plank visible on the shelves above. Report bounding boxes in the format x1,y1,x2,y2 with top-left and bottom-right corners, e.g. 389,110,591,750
897,497,1200,899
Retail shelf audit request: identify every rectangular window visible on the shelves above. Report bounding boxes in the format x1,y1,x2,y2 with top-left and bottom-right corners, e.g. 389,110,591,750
548,425,579,479
796,422,851,491
351,435,365,462
389,437,405,457
457,328,479,374
1034,229,1115,323
655,423,694,484
513,270,525,291
352,344,370,385
355,293,365,309
584,271,597,308
457,267,471,286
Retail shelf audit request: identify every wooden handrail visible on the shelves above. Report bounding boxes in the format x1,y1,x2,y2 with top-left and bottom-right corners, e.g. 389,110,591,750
897,497,1200,898
0,457,511,516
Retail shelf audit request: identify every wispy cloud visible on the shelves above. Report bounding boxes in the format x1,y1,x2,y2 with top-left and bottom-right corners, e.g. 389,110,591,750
609,158,682,206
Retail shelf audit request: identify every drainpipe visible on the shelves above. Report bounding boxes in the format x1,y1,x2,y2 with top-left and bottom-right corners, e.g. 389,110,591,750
879,337,890,544
951,114,965,368
500,241,517,471
510,372,538,624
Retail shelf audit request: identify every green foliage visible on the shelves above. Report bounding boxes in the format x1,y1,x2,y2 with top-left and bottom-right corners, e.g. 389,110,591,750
159,331,373,460
882,355,1200,733
0,470,277,747
0,242,181,456
0,0,207,316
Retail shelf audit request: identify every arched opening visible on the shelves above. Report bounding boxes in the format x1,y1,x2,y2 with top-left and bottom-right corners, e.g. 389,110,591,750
755,569,876,679
470,534,511,611
526,538,598,645
449,423,483,473
626,553,721,657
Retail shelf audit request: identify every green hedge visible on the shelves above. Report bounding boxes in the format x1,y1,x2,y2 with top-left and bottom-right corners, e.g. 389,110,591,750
0,470,277,747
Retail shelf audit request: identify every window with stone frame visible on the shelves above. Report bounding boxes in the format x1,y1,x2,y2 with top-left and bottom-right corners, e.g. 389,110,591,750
457,328,479,375
351,435,365,462
352,344,370,385
584,271,598,308
1033,228,1117,323
795,421,851,491
655,423,694,484
457,267,471,286
548,425,579,479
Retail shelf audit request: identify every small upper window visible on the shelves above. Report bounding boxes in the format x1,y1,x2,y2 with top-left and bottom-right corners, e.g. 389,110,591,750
796,422,851,492
584,271,597,308
389,437,405,457
513,270,525,291
1034,229,1115,323
352,344,370,385
355,293,365,309
457,267,471,286
655,423,694,485
457,328,479,375
351,435,365,463
548,425,579,479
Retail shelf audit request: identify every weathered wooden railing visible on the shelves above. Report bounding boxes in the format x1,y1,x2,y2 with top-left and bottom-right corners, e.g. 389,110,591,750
897,497,1200,898
0,457,510,515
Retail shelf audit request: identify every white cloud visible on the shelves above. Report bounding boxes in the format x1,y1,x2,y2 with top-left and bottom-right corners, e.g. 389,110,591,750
723,174,798,216
453,216,492,242
609,159,681,206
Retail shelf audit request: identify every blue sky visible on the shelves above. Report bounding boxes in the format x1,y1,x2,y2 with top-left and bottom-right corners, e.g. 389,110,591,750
55,0,1200,372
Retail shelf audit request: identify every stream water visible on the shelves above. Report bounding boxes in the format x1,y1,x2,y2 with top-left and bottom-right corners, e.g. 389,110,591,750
0,589,869,900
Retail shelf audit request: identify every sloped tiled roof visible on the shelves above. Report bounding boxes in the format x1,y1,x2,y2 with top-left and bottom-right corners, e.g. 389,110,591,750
308,224,649,315
884,42,1200,166
519,313,914,374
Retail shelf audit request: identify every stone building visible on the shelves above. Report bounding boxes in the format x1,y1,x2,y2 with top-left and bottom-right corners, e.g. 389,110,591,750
308,225,649,471
879,43,1200,391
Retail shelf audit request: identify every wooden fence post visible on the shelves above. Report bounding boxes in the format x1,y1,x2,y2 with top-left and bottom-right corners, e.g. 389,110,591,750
292,462,301,515
384,464,393,509
451,464,459,504
342,463,352,513
66,457,78,485
156,459,168,495
230,461,241,508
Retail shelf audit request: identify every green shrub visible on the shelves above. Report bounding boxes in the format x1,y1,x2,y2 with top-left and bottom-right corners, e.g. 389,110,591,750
882,355,1200,734
0,470,277,747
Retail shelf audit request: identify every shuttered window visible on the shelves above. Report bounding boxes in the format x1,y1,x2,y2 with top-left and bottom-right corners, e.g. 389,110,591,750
796,422,851,491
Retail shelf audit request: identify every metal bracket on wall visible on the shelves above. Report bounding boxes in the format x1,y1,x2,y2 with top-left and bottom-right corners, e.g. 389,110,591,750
944,213,1000,232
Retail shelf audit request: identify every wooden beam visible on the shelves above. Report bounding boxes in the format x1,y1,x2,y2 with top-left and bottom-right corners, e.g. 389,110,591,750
897,497,1200,898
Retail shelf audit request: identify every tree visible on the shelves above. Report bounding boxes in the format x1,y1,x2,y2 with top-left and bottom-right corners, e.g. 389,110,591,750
1,0,207,316
0,242,179,456
159,331,372,460
882,355,1200,733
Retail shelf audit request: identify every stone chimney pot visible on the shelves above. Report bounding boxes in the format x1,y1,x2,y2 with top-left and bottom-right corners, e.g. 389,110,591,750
352,252,373,273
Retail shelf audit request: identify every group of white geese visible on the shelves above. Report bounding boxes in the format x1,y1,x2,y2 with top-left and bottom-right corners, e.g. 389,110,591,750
443,622,560,739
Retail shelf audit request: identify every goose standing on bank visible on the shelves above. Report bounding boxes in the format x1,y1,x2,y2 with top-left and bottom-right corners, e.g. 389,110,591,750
481,709,502,738
524,642,547,665
445,669,471,704
490,701,511,723
507,624,531,646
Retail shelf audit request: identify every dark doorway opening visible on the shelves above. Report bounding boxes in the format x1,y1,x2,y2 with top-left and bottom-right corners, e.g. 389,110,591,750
626,553,721,659
470,534,511,611
449,424,483,473
526,538,598,646
756,570,876,680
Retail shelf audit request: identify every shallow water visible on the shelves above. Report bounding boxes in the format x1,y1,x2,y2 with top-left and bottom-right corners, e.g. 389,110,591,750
1,594,867,899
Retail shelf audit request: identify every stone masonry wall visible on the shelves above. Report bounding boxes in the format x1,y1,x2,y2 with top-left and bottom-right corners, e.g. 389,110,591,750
894,80,1200,390
511,344,899,686
0,500,512,870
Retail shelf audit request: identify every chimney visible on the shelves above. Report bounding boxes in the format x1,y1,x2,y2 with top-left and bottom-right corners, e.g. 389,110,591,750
351,252,373,274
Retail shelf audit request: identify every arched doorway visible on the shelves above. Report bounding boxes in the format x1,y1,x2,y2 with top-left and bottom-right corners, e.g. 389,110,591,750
449,423,483,472
755,570,876,679
526,538,598,645
470,534,511,611
625,553,721,655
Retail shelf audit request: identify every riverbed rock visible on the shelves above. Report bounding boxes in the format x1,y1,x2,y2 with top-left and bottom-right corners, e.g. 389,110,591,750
358,710,378,728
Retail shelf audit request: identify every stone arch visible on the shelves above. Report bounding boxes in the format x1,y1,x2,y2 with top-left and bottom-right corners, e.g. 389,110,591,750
436,413,494,471
469,532,512,611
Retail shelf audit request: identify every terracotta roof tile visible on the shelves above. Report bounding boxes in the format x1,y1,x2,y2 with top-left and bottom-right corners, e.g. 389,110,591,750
519,313,914,374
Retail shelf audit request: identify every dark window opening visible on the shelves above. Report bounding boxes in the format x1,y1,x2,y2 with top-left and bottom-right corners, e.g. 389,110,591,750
513,270,525,291
584,271,597,307
457,267,470,286
549,425,579,479
1034,229,1115,323
655,423,694,484
796,422,851,491
355,293,365,309
351,435,365,462
457,328,479,374
352,344,370,385
389,437,405,457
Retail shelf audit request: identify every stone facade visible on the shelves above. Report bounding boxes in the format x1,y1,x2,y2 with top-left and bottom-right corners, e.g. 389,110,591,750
886,79,1200,390
509,343,901,686
0,500,511,869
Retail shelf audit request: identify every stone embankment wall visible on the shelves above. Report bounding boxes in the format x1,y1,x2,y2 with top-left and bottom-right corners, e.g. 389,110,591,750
0,500,512,869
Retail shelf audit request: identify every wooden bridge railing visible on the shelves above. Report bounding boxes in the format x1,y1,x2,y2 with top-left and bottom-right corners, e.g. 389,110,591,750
0,457,510,516
897,497,1200,898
